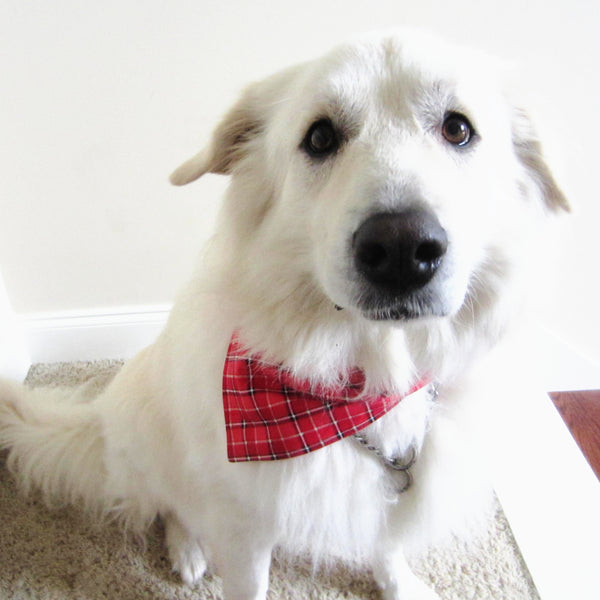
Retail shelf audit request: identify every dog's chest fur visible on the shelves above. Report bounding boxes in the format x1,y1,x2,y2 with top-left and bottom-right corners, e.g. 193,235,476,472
236,386,435,562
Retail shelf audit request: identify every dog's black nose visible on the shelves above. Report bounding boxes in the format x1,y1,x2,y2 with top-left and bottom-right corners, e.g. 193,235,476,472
353,208,448,293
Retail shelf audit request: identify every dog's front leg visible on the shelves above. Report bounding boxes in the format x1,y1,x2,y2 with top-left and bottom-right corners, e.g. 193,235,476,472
218,540,272,600
373,545,439,600
208,521,274,600
165,513,208,586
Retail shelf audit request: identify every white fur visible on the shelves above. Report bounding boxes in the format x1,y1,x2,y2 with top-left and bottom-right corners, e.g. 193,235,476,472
0,30,568,600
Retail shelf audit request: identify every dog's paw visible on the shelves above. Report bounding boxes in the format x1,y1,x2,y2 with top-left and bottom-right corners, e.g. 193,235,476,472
165,517,207,586
379,578,440,600
374,553,440,600
170,542,207,586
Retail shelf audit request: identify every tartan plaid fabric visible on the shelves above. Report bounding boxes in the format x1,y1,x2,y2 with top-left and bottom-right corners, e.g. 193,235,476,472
223,332,428,462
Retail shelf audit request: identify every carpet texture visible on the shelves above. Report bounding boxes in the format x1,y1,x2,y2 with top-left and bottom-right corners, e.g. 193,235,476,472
0,360,540,599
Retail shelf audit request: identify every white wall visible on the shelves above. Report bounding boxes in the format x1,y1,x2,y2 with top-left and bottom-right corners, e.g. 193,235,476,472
0,271,30,380
1,0,598,363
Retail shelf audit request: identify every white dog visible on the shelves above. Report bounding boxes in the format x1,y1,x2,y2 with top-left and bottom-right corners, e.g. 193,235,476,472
0,30,568,600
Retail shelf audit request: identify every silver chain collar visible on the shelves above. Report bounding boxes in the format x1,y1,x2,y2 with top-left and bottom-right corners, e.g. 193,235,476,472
352,382,438,494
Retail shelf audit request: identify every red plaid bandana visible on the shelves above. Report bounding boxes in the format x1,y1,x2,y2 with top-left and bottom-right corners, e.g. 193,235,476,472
223,332,428,462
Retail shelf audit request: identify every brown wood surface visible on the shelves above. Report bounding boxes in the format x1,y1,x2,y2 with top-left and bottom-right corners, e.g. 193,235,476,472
549,390,600,481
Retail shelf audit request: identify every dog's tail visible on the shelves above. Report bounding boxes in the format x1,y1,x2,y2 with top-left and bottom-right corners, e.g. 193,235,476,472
0,379,106,516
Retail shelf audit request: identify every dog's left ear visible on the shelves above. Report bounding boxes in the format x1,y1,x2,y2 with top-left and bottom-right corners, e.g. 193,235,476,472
511,106,571,213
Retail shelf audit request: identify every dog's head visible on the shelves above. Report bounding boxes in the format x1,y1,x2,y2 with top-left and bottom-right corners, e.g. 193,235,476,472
171,30,568,354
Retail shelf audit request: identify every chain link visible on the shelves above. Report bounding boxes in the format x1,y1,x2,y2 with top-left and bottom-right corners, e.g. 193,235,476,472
352,382,438,494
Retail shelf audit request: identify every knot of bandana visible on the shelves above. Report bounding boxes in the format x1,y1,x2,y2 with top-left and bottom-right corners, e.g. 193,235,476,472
222,332,428,462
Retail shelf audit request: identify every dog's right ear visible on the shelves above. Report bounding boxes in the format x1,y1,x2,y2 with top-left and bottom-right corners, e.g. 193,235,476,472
170,64,302,186
169,86,264,185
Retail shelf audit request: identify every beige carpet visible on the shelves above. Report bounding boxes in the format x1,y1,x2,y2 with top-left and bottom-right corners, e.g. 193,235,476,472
0,360,540,599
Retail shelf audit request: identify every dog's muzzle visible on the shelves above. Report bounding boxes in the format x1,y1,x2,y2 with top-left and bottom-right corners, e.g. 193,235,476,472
352,208,449,320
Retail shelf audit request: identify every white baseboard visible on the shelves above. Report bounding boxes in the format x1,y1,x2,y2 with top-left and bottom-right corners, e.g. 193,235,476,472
20,305,171,363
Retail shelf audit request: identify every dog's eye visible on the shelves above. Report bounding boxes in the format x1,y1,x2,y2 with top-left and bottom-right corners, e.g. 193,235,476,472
302,119,340,157
442,113,474,147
